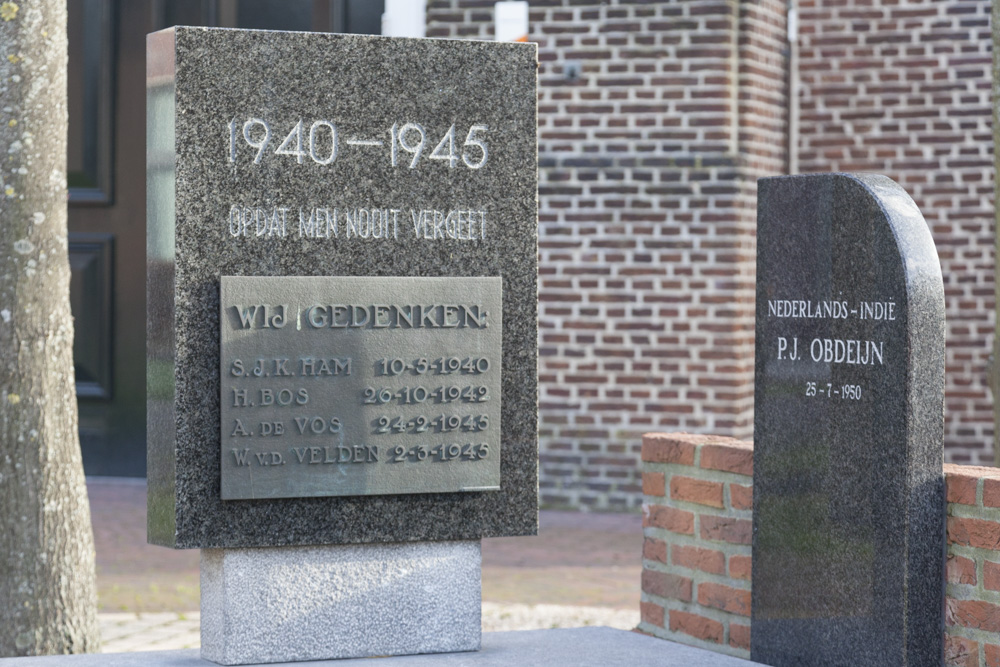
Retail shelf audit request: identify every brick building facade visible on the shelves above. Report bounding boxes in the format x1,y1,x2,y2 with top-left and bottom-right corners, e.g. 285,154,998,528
795,0,994,464
426,0,995,510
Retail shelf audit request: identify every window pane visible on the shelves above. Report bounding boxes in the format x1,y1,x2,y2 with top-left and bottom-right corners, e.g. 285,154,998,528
67,0,113,200
237,0,312,31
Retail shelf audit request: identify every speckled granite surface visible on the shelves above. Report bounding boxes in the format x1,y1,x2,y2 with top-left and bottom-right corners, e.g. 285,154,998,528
752,174,945,665
200,541,481,664
146,28,538,548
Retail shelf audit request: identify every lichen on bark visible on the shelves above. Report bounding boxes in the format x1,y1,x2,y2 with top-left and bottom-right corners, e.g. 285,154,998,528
0,0,100,655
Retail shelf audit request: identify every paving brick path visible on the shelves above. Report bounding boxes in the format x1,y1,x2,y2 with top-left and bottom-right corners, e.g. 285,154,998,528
98,605,641,653
88,478,642,651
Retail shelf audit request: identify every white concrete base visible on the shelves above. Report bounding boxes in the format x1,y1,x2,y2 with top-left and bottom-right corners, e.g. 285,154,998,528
199,540,481,665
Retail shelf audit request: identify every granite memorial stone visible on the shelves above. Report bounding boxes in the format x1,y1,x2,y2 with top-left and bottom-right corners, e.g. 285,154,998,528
147,27,537,664
751,174,945,666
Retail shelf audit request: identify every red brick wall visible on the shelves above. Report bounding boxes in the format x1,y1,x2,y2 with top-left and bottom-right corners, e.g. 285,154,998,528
640,433,1000,665
795,0,995,465
428,0,996,510
640,432,753,657
943,463,1000,666
428,0,788,510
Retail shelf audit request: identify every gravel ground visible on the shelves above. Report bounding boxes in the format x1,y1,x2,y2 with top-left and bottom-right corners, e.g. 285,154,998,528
100,605,640,653
481,602,639,632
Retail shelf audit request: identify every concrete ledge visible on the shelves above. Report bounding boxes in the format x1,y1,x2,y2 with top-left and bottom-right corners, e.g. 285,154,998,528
201,541,481,664
0,628,762,666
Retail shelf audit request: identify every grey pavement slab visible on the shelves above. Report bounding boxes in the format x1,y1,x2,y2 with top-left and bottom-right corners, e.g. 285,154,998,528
0,628,763,666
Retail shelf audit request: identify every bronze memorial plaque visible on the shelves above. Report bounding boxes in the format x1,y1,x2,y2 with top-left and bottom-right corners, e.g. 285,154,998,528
220,276,503,500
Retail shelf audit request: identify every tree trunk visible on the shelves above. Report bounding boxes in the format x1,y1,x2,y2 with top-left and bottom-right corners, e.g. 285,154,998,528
0,0,100,655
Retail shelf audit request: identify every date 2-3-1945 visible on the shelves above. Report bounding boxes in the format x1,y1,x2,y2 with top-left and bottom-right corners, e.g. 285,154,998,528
391,442,490,463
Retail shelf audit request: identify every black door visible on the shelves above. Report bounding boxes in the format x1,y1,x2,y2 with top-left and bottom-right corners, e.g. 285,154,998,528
69,0,384,476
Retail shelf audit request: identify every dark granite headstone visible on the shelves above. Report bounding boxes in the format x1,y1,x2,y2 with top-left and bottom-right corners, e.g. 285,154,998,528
751,174,945,666
146,27,537,549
